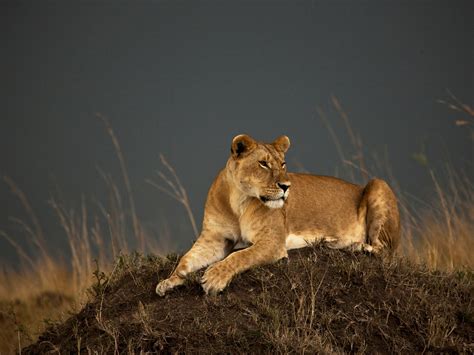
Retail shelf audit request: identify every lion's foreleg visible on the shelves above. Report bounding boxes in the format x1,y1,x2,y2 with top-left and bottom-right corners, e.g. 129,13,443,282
201,240,287,295
156,231,231,296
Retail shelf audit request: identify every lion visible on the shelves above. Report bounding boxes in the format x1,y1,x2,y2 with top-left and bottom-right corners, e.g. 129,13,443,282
156,134,400,296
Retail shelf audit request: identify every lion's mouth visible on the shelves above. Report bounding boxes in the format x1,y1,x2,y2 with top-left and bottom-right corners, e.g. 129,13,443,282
259,194,286,209
259,196,284,203
260,186,290,203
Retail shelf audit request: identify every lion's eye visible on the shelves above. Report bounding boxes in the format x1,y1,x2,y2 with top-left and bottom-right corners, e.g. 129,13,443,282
258,160,269,169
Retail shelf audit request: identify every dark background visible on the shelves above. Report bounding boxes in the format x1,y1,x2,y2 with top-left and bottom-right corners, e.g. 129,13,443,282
1,0,472,263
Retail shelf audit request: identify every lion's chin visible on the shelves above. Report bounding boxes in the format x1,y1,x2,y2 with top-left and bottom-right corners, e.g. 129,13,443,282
260,196,285,209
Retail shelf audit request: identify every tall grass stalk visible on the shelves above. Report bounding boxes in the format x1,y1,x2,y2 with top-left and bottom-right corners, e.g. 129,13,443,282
146,153,199,239
96,112,145,252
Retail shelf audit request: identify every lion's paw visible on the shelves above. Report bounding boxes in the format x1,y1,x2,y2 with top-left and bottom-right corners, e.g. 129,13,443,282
201,262,233,296
348,242,374,253
156,275,184,297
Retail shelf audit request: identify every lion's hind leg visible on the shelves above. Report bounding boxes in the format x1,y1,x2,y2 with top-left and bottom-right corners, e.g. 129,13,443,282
360,178,400,253
324,238,373,253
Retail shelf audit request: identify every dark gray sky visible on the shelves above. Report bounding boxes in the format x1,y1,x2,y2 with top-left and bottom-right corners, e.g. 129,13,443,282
1,1,473,263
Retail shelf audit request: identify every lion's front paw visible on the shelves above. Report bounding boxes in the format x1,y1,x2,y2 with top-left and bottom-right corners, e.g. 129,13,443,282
156,275,185,297
201,262,233,296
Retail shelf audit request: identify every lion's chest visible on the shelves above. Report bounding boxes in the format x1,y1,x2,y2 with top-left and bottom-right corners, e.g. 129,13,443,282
238,209,287,247
239,220,258,246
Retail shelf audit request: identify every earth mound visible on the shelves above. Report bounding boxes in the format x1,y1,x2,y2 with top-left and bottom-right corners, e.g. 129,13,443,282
23,246,473,353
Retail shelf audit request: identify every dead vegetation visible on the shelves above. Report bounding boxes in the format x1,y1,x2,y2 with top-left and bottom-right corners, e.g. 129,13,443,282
22,246,474,353
0,115,172,354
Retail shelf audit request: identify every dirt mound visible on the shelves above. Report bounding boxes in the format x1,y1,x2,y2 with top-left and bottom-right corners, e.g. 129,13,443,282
23,246,473,353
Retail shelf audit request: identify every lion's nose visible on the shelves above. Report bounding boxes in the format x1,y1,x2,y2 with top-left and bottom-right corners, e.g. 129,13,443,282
277,182,291,192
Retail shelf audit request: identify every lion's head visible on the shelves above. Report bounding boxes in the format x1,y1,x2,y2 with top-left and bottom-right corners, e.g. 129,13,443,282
226,134,291,209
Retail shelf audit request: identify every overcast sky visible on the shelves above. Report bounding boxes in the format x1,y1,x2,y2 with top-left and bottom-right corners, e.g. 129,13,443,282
1,0,472,263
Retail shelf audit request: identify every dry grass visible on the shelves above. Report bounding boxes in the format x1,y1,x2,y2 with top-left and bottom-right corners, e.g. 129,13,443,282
0,96,472,352
0,115,174,353
401,168,474,270
146,153,199,239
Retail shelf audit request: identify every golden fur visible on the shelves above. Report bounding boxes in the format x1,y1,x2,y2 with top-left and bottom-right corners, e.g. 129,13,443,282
156,134,400,296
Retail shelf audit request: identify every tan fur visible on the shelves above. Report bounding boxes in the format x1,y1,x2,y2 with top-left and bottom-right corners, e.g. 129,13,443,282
156,134,400,296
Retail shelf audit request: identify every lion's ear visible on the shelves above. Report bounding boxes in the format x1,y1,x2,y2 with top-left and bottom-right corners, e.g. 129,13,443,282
231,134,256,158
273,135,290,153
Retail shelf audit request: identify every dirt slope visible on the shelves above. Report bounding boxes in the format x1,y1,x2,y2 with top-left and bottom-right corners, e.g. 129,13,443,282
23,246,473,354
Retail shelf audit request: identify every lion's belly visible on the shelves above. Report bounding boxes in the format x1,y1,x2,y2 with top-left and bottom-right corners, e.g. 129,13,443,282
233,223,366,251
285,221,367,251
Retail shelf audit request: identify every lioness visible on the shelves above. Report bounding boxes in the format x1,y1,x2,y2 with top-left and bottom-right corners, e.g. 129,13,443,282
156,134,400,296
